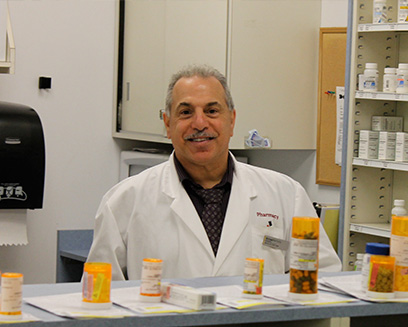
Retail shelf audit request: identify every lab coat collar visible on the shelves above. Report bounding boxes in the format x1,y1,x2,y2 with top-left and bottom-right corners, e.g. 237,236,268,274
162,152,214,256
213,155,257,274
161,152,258,271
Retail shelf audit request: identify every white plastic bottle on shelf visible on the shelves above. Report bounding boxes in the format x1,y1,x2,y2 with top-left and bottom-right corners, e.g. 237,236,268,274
396,63,408,93
363,63,379,92
373,0,388,24
383,67,397,93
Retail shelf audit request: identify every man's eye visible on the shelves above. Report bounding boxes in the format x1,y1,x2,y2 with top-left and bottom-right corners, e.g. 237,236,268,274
179,109,191,116
207,108,218,114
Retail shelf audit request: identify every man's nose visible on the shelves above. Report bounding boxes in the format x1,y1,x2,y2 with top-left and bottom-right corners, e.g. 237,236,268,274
191,110,208,130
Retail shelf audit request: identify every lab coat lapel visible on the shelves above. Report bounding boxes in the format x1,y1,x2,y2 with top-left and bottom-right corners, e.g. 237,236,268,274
161,154,214,257
212,162,257,275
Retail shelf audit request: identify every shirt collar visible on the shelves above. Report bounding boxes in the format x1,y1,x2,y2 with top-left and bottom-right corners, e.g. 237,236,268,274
174,153,234,189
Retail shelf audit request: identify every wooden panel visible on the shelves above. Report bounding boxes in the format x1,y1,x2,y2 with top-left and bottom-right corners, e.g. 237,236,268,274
316,28,347,186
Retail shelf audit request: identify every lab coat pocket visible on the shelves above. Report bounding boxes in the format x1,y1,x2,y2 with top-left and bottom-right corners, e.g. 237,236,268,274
251,217,286,274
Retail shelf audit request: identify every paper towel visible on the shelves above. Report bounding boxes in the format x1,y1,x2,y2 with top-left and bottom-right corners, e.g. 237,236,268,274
0,210,28,246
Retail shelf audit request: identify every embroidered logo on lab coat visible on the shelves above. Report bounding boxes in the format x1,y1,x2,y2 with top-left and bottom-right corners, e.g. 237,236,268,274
256,212,279,227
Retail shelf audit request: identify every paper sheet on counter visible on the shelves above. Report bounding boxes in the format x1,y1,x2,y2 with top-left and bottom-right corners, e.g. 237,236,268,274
25,292,137,319
199,285,287,309
0,210,28,246
0,313,41,324
111,287,200,313
320,274,408,303
263,283,358,305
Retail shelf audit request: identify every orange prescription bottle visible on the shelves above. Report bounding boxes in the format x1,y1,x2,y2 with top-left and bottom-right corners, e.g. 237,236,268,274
140,258,163,302
367,255,395,299
391,215,408,297
242,258,264,299
0,273,23,321
82,262,112,309
289,217,320,300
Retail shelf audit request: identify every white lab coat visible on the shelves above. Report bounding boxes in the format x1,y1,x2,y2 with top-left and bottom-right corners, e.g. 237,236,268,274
87,152,342,280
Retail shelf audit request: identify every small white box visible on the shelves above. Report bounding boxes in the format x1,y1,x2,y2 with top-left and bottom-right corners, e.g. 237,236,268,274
395,132,408,162
161,283,216,310
359,130,379,159
372,116,403,132
378,132,396,160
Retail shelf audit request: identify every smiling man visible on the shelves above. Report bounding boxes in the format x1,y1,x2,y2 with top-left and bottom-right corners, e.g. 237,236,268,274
87,65,342,280
163,72,235,189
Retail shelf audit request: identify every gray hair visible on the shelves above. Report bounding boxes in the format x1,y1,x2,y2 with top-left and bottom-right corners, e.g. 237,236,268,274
165,64,234,116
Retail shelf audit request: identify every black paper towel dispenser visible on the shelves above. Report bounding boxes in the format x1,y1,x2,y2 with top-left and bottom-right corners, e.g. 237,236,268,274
0,102,45,209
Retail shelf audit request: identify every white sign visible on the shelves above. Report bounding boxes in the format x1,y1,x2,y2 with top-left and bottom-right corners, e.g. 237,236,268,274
335,86,345,166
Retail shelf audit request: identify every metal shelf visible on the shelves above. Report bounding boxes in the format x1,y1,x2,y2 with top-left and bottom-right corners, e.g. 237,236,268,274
358,23,408,32
349,223,390,238
355,91,408,101
353,158,408,171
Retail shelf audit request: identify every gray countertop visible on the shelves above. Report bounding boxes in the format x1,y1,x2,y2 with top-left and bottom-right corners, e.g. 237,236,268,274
3,271,408,327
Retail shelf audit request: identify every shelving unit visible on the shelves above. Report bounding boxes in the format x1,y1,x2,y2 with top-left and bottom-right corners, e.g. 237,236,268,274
341,0,408,270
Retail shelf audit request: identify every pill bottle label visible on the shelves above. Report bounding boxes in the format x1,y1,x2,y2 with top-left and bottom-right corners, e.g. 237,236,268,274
82,262,111,304
391,234,408,293
391,234,408,266
383,75,397,93
289,217,319,298
140,258,163,299
396,73,408,93
373,0,388,24
368,257,395,294
364,77,378,91
361,254,372,291
290,238,318,270
0,273,23,316
242,258,264,298
399,0,408,23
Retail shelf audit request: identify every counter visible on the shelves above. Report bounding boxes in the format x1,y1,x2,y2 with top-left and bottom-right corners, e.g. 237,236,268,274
3,272,408,327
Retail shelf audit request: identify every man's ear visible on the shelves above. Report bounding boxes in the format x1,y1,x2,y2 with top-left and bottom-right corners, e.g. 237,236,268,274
230,109,236,137
163,112,171,139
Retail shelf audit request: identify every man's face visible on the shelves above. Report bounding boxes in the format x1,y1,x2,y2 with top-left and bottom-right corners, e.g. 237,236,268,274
163,75,236,170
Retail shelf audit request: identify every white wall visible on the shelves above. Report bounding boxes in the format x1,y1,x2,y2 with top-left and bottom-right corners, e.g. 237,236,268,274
0,0,349,284
321,0,349,27
0,0,126,283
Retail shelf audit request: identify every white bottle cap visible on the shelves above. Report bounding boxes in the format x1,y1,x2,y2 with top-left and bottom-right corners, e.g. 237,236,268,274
365,63,378,69
398,63,408,70
394,199,405,206
384,67,396,74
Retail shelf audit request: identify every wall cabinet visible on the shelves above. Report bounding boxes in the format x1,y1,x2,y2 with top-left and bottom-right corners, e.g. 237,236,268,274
114,0,228,144
342,0,408,270
113,0,321,150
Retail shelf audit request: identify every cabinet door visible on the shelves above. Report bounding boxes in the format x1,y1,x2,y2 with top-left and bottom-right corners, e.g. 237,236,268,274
228,0,321,149
118,0,228,141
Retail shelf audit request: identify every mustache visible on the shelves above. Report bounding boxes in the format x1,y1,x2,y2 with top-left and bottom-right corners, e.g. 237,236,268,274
184,131,217,140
